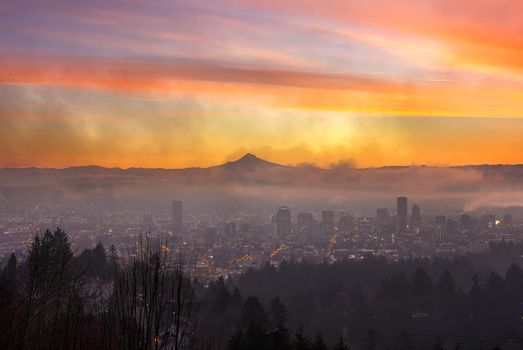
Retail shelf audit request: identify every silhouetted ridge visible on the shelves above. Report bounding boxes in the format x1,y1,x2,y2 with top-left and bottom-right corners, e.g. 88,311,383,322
219,153,286,169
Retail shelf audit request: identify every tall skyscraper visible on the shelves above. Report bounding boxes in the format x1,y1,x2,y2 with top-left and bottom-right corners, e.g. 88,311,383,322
396,197,408,234
338,211,354,231
321,210,335,234
172,200,184,235
205,226,218,246
297,212,314,234
434,215,446,241
276,206,291,236
411,204,421,233
460,213,471,229
435,215,447,226
376,208,390,225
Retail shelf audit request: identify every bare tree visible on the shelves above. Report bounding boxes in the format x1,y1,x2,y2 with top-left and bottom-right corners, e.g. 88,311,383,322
0,230,210,350
101,236,199,350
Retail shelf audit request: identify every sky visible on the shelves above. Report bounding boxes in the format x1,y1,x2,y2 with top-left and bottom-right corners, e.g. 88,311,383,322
1,0,523,168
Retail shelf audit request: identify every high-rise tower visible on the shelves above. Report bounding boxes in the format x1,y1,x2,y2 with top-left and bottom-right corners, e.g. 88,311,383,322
396,197,408,234
411,204,421,233
297,212,313,234
321,210,335,234
376,208,390,225
276,206,291,236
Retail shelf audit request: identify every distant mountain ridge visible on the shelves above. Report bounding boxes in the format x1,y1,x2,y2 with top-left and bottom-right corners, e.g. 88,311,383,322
3,153,523,171
216,153,288,170
2,153,523,212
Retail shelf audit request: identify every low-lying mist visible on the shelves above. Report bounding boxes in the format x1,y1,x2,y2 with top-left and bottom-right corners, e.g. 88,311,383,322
2,156,523,215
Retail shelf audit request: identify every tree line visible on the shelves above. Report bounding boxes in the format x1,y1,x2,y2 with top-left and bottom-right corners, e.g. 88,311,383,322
0,228,206,350
2,229,523,349
202,241,523,349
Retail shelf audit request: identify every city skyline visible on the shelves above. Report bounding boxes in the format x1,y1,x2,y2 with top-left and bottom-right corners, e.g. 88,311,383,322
3,2,523,349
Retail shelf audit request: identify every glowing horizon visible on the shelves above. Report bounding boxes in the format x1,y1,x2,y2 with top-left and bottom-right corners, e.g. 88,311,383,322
2,0,523,168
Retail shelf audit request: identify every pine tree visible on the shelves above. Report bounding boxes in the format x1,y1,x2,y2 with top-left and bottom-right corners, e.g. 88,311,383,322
241,296,269,350
411,267,433,297
269,296,291,350
270,296,289,328
293,326,311,350
91,241,107,277
228,329,245,350
363,329,379,350
241,296,268,328
436,270,456,299
3,253,17,287
396,331,413,350
334,335,350,350
20,228,80,350
505,263,523,301
232,286,243,305
432,337,445,350
311,333,328,350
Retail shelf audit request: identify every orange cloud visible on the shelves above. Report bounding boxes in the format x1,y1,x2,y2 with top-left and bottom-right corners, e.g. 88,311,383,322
228,0,523,75
2,53,523,118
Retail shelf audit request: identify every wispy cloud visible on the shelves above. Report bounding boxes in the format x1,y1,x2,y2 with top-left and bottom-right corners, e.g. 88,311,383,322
1,0,523,168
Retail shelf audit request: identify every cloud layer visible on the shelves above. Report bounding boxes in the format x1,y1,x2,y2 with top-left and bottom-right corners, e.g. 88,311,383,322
1,0,523,168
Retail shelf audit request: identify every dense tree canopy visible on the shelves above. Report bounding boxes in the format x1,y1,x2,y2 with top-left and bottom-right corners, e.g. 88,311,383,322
2,231,523,349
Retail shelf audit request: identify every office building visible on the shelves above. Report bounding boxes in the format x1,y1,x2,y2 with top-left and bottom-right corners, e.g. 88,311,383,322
321,210,335,234
338,211,354,231
397,197,408,234
276,206,291,236
297,212,314,234
376,208,390,225
411,204,421,233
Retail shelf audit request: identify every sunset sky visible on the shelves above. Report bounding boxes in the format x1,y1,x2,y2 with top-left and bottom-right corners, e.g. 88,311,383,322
2,0,523,168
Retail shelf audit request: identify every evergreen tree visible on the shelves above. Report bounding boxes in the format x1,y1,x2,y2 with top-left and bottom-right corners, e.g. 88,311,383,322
241,296,269,350
3,253,17,287
467,273,484,319
91,241,107,277
436,270,456,299
208,276,232,312
363,329,379,350
228,329,245,350
505,263,523,301
293,326,311,350
232,286,243,305
20,228,81,350
270,296,289,328
432,337,445,350
436,270,456,320
311,333,328,350
241,296,268,328
411,267,433,297
395,331,413,350
485,272,510,335
269,296,291,350
334,335,350,350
